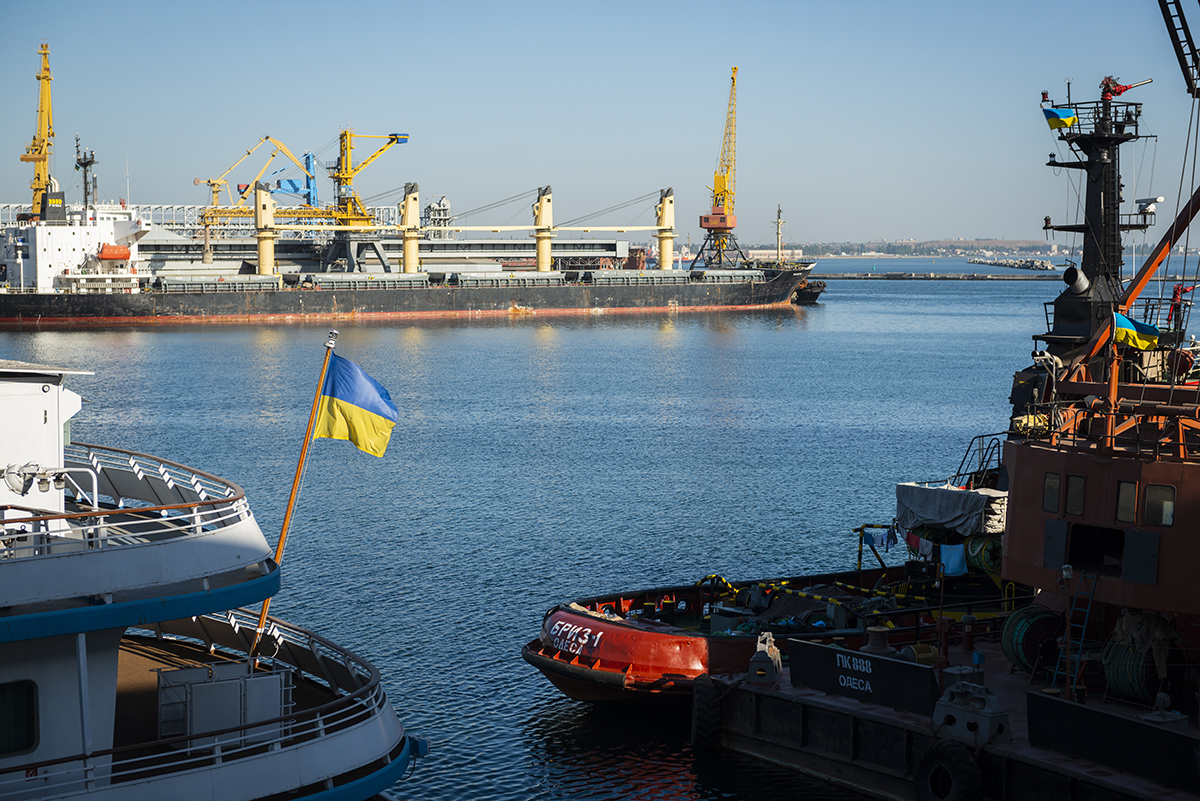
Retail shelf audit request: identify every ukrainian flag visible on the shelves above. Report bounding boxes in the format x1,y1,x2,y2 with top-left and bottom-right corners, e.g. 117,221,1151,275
313,353,399,457
1113,312,1160,350
1043,107,1078,130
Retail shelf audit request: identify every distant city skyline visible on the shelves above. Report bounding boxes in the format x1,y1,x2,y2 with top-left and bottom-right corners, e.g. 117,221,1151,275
2,1,1196,247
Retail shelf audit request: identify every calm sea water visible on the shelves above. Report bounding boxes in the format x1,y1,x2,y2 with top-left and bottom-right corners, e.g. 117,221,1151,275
0,259,1058,800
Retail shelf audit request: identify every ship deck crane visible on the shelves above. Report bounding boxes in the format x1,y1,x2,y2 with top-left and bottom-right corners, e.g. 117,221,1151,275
20,43,55,217
690,67,750,269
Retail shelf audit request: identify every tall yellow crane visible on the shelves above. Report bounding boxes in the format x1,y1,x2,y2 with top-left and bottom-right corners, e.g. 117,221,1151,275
691,67,749,269
711,66,737,220
20,42,55,215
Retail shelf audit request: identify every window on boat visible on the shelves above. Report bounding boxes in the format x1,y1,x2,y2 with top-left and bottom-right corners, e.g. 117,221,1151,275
1065,475,1085,517
0,680,37,755
1043,472,1061,513
1116,481,1138,524
1145,485,1176,527
1067,524,1125,576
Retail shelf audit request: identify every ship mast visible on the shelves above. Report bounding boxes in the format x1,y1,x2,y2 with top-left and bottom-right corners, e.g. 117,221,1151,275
774,206,786,265
1038,77,1153,362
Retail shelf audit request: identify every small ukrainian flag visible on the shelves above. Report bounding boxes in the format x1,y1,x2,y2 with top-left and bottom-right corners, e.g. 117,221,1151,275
1113,312,1159,350
312,353,399,457
1043,107,1078,130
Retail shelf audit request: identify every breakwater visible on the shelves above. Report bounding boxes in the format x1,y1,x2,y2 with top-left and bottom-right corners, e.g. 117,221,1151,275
811,272,1059,280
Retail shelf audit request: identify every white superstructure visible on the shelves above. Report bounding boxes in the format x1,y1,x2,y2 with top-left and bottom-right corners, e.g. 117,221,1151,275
1,204,149,294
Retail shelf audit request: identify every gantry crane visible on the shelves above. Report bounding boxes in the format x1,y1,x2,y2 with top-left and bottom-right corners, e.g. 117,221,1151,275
328,129,408,227
690,67,750,269
20,43,55,216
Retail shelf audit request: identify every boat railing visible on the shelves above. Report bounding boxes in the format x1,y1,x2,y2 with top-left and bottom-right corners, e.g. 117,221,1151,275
0,442,251,560
947,434,1005,488
0,611,396,798
1041,296,1179,336
1055,99,1143,138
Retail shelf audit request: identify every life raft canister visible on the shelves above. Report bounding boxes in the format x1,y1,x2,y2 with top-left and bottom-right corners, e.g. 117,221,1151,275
98,244,130,260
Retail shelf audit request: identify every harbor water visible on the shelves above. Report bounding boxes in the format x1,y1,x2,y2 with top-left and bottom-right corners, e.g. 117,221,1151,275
2,259,1056,800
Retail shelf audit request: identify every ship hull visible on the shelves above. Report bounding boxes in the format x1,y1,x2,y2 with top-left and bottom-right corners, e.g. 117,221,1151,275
0,271,823,327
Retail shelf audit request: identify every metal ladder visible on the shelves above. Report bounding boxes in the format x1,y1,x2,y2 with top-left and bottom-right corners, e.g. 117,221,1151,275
1048,573,1097,693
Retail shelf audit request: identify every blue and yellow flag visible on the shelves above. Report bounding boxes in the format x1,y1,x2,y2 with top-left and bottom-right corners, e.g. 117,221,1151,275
1113,312,1159,350
312,353,399,457
1043,107,1078,130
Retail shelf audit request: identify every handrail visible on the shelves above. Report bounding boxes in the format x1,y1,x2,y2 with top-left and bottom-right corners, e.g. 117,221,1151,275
0,441,245,526
0,611,389,779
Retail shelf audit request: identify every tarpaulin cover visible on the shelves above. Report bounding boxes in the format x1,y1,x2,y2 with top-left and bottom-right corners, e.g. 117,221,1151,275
896,483,1006,537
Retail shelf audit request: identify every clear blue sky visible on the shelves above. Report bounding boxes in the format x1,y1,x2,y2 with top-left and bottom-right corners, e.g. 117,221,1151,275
1,1,1194,245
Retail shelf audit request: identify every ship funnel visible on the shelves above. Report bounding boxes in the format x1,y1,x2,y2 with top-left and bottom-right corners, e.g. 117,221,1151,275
1063,266,1090,295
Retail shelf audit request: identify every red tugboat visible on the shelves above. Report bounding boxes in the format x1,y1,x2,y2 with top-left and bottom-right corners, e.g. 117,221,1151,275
523,496,1012,705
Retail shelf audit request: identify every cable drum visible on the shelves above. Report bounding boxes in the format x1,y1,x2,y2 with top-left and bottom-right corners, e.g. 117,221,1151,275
1102,610,1188,704
964,536,1002,574
1001,604,1064,674
1101,641,1159,704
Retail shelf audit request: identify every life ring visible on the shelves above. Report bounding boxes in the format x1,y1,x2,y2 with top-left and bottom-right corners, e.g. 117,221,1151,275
690,673,721,749
599,603,616,616
914,740,983,801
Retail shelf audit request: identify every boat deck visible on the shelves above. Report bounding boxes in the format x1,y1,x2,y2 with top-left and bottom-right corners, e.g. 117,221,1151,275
113,635,338,751
717,639,1200,801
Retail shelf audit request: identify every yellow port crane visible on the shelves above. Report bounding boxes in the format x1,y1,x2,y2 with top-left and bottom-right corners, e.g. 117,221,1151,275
691,67,749,269
199,137,322,228
196,136,314,208
329,129,408,227
195,137,269,207
20,42,55,216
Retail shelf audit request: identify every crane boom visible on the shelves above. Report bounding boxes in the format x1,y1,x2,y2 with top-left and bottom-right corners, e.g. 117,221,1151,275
196,137,268,206
714,66,737,216
19,43,54,214
265,137,314,180
1160,0,1200,97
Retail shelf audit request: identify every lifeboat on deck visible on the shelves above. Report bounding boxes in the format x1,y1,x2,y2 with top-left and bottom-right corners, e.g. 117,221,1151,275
98,243,130,260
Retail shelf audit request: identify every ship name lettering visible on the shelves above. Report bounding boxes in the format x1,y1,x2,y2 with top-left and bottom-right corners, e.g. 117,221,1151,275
838,674,873,693
835,653,872,674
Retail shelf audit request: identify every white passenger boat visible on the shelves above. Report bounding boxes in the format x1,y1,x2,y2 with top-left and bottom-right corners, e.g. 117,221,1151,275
0,359,426,800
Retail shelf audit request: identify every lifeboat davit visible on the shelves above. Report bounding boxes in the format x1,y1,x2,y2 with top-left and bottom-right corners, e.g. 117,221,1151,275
98,244,130,260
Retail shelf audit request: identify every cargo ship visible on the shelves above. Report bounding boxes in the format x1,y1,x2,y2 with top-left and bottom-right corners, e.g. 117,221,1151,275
0,49,823,328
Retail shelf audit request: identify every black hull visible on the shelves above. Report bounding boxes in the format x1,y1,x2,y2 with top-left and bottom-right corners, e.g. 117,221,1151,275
0,272,824,328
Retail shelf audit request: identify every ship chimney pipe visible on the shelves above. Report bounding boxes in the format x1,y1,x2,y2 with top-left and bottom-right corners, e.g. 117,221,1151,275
1064,266,1090,295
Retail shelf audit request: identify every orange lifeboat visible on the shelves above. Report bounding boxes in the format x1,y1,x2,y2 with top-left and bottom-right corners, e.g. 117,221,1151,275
98,244,130,261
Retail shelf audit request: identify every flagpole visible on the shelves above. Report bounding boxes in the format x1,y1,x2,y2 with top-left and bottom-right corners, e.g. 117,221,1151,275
253,329,338,654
